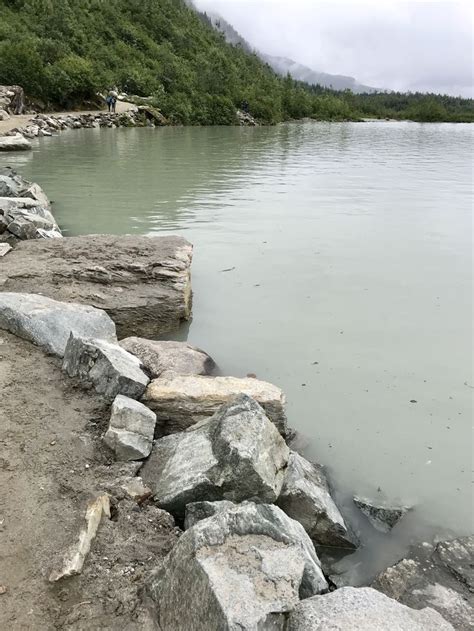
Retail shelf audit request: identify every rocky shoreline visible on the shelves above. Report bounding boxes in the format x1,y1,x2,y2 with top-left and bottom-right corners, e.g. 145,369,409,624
0,173,472,629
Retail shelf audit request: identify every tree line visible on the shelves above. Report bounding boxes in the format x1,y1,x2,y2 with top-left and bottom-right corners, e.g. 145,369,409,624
0,0,472,124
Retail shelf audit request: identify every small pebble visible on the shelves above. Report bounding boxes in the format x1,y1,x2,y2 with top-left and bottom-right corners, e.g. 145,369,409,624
0,585,7,595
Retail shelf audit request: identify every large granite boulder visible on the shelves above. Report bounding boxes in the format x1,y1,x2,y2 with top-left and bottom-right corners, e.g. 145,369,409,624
119,337,215,378
104,395,157,460
0,235,192,338
141,395,289,518
147,502,328,631
277,452,358,549
0,292,117,356
287,587,454,630
62,335,149,402
0,168,50,206
143,373,287,436
0,133,31,151
373,536,474,630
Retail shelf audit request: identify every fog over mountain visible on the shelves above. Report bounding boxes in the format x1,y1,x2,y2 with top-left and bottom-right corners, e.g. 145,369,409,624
194,0,473,97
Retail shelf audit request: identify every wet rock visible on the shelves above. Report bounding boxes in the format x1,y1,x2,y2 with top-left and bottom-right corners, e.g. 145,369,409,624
287,586,454,630
277,452,358,549
0,292,117,356
63,335,149,402
143,373,287,436
353,496,411,532
0,235,193,338
0,133,31,151
184,500,236,530
104,395,157,460
141,395,289,518
147,502,328,630
119,337,215,378
373,536,474,630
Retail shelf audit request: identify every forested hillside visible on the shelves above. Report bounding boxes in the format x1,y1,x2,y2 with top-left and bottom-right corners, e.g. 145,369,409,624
0,0,472,123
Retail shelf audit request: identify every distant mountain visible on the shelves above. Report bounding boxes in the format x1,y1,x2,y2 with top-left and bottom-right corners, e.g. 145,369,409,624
260,54,376,94
202,10,376,93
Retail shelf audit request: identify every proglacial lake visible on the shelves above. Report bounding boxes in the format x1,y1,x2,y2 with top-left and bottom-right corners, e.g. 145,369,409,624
4,121,472,579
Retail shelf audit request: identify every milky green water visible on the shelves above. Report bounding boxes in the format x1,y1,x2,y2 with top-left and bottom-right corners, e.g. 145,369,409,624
3,121,472,574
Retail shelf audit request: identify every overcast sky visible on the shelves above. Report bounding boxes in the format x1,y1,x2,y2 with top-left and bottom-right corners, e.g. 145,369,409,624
194,0,473,97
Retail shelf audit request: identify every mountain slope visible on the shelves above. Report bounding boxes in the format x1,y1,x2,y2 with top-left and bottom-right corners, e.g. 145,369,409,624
260,54,376,94
0,0,472,123
203,10,376,93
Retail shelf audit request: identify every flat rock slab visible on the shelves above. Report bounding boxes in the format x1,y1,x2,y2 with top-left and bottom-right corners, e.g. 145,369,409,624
373,536,474,630
0,292,117,356
147,502,328,631
104,395,157,461
143,373,287,436
120,337,215,378
141,395,289,518
0,235,193,338
0,133,31,151
287,587,454,630
277,452,358,549
63,335,149,402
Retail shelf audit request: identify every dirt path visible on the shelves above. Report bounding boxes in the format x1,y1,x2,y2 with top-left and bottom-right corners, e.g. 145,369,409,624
0,331,178,630
0,101,136,135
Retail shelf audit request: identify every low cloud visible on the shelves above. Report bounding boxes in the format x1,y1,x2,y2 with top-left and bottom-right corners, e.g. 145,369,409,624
194,0,473,96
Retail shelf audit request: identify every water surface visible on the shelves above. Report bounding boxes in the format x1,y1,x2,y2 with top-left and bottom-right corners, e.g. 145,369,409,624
3,122,472,577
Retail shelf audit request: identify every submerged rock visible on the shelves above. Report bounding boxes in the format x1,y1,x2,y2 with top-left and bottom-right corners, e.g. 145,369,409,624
287,586,454,630
62,335,149,401
119,337,215,378
0,292,117,356
104,395,157,460
143,373,287,436
147,502,328,631
141,395,289,517
353,496,411,532
277,452,358,549
0,235,193,338
0,133,31,151
373,536,474,630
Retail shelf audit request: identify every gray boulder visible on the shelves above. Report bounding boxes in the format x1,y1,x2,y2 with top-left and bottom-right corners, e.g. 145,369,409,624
63,335,149,402
104,395,157,460
141,395,289,518
184,500,236,530
0,234,192,338
0,292,117,356
277,452,358,549
119,337,216,378
147,502,328,631
354,496,411,532
287,586,454,630
143,373,287,436
0,133,31,151
373,536,474,630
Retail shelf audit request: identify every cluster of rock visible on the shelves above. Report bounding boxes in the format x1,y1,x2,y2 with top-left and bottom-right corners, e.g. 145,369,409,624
236,108,258,126
0,261,468,628
0,169,61,248
4,105,168,141
0,84,25,117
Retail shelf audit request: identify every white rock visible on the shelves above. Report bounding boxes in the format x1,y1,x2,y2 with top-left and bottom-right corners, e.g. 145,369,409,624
104,395,156,460
0,133,31,151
